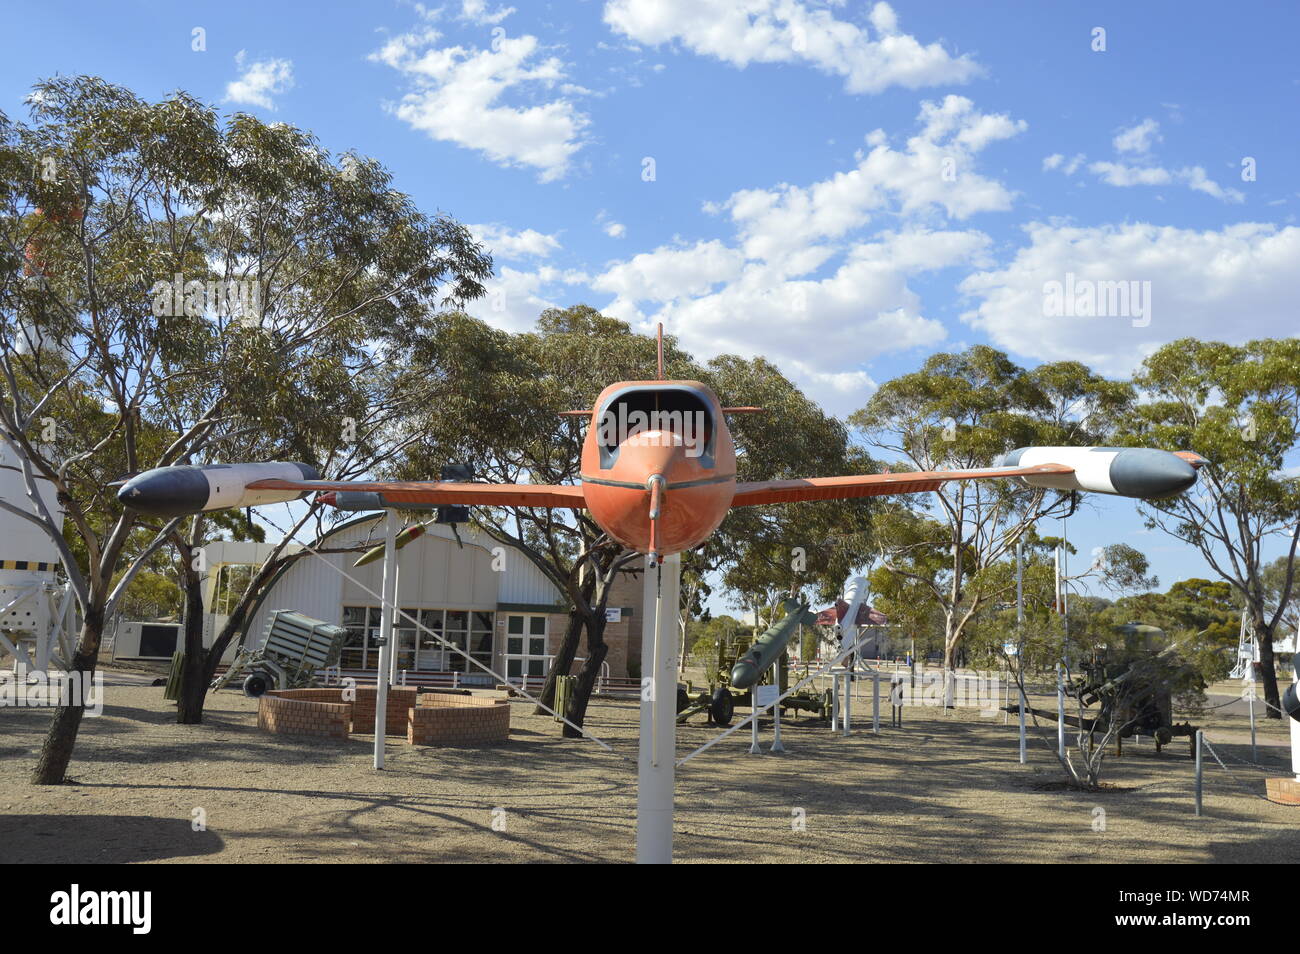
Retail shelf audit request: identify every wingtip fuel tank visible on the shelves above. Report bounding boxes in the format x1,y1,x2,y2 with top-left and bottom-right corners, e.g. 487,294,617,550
116,462,319,517
997,446,1200,500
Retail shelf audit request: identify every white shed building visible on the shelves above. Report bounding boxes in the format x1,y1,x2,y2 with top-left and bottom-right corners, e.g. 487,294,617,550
243,515,571,682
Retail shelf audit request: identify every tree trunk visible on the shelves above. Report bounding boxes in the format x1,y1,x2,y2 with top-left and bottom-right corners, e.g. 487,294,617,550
31,616,102,785
562,615,608,738
176,573,207,724
1254,611,1282,720
941,617,958,709
534,610,584,715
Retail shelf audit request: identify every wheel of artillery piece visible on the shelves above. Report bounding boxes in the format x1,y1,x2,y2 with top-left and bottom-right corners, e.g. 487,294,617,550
821,687,834,722
242,672,271,697
676,685,690,713
709,687,735,726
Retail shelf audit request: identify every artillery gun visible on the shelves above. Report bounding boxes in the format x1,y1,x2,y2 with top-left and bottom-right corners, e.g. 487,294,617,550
1008,628,1203,756
676,599,833,726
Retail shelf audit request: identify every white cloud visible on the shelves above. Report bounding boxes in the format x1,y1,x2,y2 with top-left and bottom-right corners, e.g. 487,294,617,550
459,0,515,25
1113,118,1161,155
604,221,627,238
583,96,1023,409
1089,161,1244,202
603,0,981,94
468,223,562,259
959,222,1300,374
718,96,1024,269
465,265,588,332
1043,152,1085,175
1044,117,1243,203
370,29,589,182
224,52,294,110
593,229,990,413
1089,161,1173,187
593,240,746,302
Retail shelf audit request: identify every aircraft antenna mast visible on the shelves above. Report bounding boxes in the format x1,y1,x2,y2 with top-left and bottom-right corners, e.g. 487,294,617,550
656,322,665,379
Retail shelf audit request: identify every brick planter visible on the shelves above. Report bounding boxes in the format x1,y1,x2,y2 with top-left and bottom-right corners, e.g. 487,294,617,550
408,692,511,746
257,686,510,748
258,689,351,740
350,686,419,736
1265,777,1300,805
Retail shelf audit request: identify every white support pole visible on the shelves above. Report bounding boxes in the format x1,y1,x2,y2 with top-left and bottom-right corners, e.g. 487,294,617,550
1248,689,1257,763
373,509,398,771
1056,662,1066,758
770,660,785,754
830,674,840,732
872,670,880,733
388,561,402,685
1290,717,1300,783
1016,538,1026,764
1194,729,1204,817
637,552,679,865
1018,685,1027,765
843,670,852,736
749,702,761,754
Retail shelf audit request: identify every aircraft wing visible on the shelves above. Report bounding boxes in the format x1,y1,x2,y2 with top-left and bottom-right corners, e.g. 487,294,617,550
729,463,1076,506
247,478,588,509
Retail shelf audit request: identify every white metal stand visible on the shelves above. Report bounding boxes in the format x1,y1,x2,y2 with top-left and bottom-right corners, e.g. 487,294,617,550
842,670,852,736
637,552,679,864
388,560,402,685
1056,662,1066,758
1290,717,1300,783
770,661,785,754
872,670,880,733
1018,685,1027,764
830,675,840,732
373,509,398,770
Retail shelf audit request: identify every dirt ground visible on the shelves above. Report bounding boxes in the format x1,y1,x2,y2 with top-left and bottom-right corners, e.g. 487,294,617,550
0,670,1294,864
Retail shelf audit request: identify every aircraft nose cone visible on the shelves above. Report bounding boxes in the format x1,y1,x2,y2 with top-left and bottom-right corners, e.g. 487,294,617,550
1109,449,1198,499
117,465,210,516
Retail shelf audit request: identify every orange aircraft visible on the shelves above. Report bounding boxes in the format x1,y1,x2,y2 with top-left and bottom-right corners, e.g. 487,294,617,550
117,327,1207,561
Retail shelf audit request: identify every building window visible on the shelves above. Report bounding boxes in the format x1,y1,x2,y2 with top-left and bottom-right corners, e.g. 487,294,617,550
503,613,549,680
341,605,495,673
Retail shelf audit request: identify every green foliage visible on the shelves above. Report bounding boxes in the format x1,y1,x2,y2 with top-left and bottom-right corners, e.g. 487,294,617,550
1115,337,1300,713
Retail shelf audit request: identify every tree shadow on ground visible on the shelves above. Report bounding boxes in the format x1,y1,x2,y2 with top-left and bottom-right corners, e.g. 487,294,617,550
0,814,223,863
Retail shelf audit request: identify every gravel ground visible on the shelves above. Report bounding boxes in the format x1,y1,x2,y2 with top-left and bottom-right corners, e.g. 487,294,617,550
0,673,1294,864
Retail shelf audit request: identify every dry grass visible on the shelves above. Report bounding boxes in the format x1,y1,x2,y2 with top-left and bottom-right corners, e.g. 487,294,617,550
0,672,1293,864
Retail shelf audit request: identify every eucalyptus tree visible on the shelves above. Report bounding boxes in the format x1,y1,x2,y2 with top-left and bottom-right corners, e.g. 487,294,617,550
0,77,490,777
1115,337,1300,717
849,345,1132,702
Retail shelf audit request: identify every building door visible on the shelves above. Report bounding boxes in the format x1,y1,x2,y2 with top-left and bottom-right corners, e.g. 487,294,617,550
415,609,445,670
504,614,549,681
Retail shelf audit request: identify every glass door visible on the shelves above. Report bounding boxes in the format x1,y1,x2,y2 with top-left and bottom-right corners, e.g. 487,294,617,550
469,611,495,674
393,607,418,672
504,614,549,680
444,610,469,672
415,609,445,670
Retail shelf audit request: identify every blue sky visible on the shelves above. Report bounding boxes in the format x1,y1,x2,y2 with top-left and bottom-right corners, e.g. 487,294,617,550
5,0,1299,609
